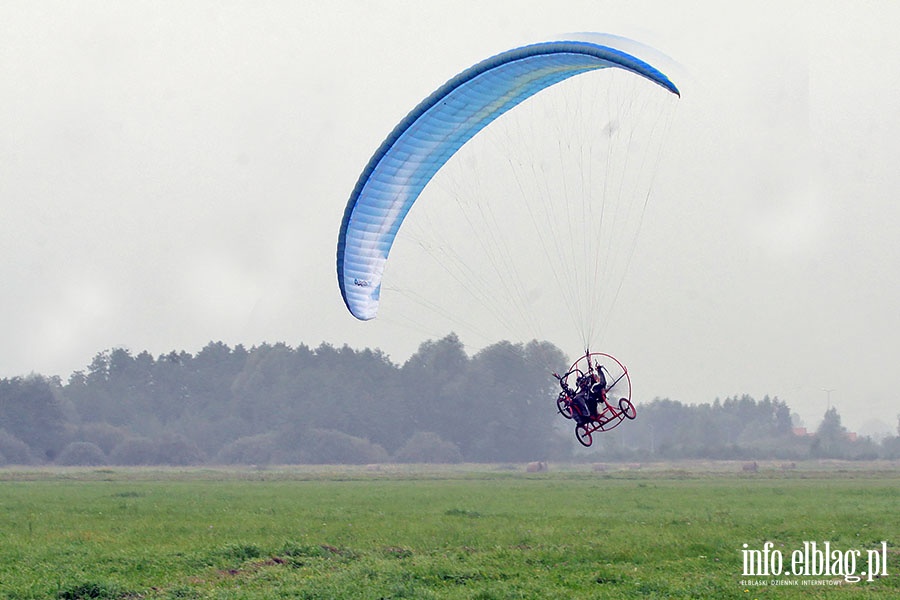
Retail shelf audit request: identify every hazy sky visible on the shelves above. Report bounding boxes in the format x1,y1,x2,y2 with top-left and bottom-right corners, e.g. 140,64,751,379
2,1,898,434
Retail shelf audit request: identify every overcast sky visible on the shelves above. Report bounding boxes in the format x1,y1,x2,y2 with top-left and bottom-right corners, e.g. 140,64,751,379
2,1,898,434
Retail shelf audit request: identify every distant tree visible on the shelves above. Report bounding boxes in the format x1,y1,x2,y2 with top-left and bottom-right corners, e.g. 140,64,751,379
464,340,564,461
149,350,195,425
811,407,849,458
881,434,900,459
184,341,248,421
230,342,309,433
622,394,802,460
817,406,846,438
399,333,471,445
0,376,68,460
67,349,136,425
22,335,892,464
307,343,405,451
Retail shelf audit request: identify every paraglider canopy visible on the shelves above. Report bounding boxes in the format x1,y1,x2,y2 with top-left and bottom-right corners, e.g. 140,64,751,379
337,37,680,321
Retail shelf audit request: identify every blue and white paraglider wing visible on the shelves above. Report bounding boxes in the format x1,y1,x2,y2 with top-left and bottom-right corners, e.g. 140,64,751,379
337,38,679,321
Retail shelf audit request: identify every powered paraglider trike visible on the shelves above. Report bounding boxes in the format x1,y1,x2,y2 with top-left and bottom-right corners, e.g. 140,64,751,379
336,36,678,450
553,351,636,447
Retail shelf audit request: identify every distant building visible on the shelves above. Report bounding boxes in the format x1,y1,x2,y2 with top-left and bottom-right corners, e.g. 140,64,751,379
792,426,858,441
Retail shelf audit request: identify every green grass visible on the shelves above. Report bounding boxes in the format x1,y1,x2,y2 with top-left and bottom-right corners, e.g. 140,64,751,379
0,465,897,599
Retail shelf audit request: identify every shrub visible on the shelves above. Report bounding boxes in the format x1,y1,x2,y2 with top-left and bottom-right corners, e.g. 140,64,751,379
0,429,38,465
215,433,278,465
301,428,389,465
156,433,204,465
109,437,157,466
56,442,107,466
394,431,462,464
74,423,127,455
108,434,204,466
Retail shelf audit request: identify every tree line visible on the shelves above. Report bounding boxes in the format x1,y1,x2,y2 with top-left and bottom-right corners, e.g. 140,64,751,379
1,334,898,466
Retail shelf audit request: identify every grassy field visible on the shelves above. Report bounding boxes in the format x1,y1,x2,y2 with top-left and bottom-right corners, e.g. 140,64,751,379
0,463,897,599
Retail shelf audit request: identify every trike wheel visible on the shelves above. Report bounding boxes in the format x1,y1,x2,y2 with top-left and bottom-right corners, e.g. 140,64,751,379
575,424,593,447
556,393,573,419
619,398,636,420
